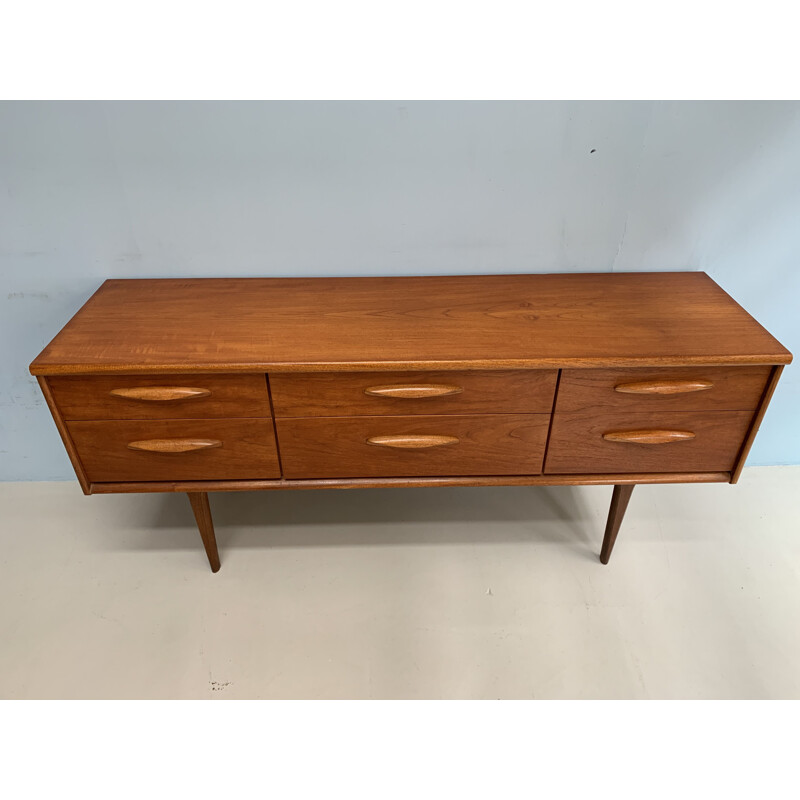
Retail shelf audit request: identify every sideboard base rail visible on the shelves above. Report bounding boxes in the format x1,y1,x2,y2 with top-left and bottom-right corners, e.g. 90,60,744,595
87,471,730,495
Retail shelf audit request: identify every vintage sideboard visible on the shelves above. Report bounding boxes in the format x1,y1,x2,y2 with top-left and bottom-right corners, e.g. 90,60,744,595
30,273,791,572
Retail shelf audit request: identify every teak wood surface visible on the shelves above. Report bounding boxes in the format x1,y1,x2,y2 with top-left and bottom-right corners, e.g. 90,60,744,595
87,471,733,494
600,485,635,565
29,273,791,375
545,409,754,474
270,369,558,416
554,366,771,413
187,492,220,573
67,418,281,482
276,413,551,479
48,373,271,420
29,272,792,571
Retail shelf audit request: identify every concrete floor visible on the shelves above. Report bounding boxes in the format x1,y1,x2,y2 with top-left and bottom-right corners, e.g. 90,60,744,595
0,466,798,699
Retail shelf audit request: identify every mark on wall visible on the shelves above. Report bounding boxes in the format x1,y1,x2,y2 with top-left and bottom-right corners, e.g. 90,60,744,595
7,292,50,300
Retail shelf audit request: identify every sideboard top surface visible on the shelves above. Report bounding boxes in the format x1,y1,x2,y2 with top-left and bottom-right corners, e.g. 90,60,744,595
30,272,792,375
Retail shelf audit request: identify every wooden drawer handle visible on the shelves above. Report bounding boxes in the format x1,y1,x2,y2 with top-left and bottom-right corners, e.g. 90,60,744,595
367,434,459,449
613,380,713,395
110,386,212,402
364,384,463,399
602,429,696,444
127,438,222,453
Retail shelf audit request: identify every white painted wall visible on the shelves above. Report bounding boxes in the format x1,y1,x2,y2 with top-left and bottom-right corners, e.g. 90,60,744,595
1,101,798,479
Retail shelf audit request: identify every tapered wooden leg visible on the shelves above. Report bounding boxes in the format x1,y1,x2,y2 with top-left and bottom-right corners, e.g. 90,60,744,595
600,484,635,565
187,492,221,573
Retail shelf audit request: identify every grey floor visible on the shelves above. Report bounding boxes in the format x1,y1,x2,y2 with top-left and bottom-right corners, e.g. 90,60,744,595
1,466,798,699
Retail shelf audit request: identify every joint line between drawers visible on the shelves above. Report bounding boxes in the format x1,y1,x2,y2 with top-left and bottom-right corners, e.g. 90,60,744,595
265,374,285,478
542,369,562,472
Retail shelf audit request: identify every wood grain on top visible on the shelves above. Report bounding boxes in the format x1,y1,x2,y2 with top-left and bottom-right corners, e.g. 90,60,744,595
29,273,792,375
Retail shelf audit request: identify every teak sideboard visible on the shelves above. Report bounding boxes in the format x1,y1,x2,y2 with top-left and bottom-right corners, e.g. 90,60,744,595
30,273,792,572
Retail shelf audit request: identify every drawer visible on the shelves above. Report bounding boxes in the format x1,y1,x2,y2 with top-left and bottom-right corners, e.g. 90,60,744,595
48,374,271,420
269,369,558,417
554,366,770,413
68,418,281,482
276,414,551,478
544,410,755,474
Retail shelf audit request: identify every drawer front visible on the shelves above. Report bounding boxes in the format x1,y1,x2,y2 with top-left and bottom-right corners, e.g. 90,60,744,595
269,370,558,417
49,374,271,420
68,418,281,482
555,366,770,413
276,414,551,478
544,410,754,474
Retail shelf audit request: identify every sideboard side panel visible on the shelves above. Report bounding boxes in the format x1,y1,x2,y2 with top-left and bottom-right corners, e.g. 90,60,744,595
36,376,91,494
730,365,785,483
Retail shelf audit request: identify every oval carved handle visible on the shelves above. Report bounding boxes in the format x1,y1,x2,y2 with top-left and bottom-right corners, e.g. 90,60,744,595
366,434,459,449
110,387,212,402
602,429,696,444
364,384,463,399
127,438,222,453
613,380,713,395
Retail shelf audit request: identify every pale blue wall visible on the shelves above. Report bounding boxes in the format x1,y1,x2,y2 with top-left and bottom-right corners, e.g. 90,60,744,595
1,101,797,481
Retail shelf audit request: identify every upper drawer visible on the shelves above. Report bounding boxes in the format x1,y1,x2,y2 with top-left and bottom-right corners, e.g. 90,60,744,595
48,374,271,420
554,366,771,413
269,370,558,417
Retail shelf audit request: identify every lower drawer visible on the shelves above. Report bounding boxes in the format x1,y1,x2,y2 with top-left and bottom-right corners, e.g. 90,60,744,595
276,414,551,479
68,418,281,482
544,410,754,474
